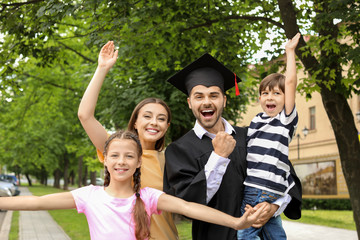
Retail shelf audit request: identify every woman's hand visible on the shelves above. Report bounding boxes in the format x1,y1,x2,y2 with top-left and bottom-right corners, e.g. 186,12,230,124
98,41,118,70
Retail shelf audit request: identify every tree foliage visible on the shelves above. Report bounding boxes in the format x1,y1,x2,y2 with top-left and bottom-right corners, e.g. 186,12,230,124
0,0,359,235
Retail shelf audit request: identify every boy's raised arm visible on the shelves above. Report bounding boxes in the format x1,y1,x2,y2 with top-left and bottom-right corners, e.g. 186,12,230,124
284,33,301,115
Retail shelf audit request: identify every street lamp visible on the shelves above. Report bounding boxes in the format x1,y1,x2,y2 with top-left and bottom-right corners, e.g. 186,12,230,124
356,111,360,122
296,126,309,160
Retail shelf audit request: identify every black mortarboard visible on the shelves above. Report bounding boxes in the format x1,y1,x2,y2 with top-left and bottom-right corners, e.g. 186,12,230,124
167,53,241,96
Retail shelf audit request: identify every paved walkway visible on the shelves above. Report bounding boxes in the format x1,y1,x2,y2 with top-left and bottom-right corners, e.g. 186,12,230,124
16,186,70,240
283,219,358,240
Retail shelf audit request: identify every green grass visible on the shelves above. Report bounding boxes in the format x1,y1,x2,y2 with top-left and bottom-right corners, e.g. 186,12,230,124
8,211,19,240
282,209,356,230
176,219,193,240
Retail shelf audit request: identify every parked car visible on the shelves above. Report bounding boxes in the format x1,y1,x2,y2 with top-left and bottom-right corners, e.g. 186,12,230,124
0,180,16,197
0,174,20,196
0,174,19,185
87,178,104,186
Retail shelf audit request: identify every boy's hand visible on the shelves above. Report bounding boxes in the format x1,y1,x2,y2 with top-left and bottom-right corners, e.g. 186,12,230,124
235,204,267,230
98,41,118,70
285,32,301,51
251,202,278,228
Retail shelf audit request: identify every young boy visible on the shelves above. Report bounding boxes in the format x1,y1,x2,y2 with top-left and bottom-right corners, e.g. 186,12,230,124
237,32,301,240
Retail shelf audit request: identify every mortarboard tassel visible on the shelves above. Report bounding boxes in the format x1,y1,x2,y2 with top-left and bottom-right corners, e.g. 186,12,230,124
234,73,240,96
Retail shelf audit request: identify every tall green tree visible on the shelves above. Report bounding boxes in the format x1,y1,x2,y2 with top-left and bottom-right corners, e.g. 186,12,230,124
0,0,359,235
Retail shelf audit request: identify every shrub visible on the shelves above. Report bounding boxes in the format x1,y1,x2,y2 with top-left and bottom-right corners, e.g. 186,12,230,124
302,199,352,210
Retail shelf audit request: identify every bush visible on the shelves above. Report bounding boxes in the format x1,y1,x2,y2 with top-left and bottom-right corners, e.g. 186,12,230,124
302,199,352,210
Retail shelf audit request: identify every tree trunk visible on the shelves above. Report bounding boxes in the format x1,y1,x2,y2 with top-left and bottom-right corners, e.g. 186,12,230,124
63,153,69,190
40,166,47,186
90,171,96,185
78,155,83,187
82,164,88,186
25,173,32,186
69,170,75,186
320,87,360,238
53,168,61,189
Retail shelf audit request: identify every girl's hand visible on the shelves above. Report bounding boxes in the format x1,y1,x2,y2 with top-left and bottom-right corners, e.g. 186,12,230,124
98,41,118,70
285,32,301,51
234,204,267,230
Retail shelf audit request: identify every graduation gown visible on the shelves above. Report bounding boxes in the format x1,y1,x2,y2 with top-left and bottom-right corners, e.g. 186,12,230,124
164,126,302,240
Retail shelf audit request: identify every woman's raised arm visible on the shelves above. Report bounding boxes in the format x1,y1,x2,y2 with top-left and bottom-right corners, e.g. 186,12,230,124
78,41,118,152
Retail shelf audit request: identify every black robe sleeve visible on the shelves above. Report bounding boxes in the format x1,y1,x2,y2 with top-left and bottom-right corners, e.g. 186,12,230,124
284,163,302,219
163,131,210,204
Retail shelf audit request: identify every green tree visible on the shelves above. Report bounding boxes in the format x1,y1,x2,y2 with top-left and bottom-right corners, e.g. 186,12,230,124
0,0,359,235
0,1,98,188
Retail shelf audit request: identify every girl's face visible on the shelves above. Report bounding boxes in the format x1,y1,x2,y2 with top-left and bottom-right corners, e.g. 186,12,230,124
104,139,141,184
134,103,170,150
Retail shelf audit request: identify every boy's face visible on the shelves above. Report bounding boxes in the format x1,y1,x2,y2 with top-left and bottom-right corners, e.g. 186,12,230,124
259,85,285,117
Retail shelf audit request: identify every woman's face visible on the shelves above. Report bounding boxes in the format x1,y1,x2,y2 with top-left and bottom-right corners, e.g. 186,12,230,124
134,103,170,150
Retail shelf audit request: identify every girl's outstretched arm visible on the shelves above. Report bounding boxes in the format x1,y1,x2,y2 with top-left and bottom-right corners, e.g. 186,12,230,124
157,193,265,230
78,41,118,153
0,192,76,211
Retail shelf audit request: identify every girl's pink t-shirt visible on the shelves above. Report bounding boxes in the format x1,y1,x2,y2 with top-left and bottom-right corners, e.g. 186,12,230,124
71,185,163,240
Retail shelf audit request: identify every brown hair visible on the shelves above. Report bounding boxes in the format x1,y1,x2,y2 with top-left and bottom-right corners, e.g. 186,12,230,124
259,73,285,95
127,98,171,151
103,130,150,240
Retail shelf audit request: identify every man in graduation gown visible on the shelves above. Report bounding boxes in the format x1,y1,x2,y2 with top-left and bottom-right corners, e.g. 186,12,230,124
163,53,302,240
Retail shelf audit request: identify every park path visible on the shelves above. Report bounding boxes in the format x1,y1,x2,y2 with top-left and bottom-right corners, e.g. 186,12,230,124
18,186,71,240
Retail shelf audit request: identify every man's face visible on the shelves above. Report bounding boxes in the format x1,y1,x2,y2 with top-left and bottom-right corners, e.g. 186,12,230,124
187,85,226,134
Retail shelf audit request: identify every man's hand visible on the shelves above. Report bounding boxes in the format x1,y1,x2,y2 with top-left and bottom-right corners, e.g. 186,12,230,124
212,131,236,158
247,202,279,228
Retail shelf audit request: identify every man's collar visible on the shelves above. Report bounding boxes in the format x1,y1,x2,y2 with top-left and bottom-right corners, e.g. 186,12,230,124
193,118,235,139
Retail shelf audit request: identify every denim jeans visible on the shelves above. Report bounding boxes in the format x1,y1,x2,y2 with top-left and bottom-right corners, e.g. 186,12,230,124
237,186,287,240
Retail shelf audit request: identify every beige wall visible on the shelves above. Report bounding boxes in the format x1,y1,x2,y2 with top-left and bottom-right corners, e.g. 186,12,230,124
237,70,358,199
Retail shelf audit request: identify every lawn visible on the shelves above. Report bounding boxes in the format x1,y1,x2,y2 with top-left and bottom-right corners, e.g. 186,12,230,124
10,185,356,239
282,210,356,230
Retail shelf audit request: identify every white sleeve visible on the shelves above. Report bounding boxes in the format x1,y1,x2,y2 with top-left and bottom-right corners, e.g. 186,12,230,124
272,194,292,217
204,151,230,204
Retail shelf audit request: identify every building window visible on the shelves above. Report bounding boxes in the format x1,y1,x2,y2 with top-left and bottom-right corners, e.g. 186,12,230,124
309,106,316,130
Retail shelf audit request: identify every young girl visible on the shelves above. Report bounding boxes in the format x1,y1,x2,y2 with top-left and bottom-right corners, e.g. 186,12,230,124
0,130,265,240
